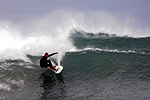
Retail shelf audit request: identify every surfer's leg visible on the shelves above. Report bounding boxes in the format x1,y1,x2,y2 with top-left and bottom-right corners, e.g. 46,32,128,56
47,60,55,70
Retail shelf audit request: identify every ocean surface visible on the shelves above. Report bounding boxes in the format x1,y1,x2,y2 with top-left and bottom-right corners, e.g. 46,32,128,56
0,30,150,100
0,11,150,100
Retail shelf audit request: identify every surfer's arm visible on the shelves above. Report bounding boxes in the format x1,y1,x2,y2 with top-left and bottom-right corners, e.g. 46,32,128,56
48,52,58,57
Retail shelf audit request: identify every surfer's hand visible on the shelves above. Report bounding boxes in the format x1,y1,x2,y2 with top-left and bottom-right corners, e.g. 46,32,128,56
47,67,50,69
56,52,58,54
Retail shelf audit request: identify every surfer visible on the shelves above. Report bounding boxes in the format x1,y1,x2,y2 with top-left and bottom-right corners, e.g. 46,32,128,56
40,52,59,72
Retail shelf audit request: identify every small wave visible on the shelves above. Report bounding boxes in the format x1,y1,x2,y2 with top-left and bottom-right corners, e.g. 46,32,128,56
9,79,24,86
0,83,11,91
69,48,149,55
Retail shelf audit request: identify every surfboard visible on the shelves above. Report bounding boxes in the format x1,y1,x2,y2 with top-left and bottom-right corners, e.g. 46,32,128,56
50,61,63,74
51,65,63,74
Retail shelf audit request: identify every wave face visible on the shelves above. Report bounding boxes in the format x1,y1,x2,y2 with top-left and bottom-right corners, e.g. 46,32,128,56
0,10,150,100
0,10,150,61
0,31,150,100
70,30,150,54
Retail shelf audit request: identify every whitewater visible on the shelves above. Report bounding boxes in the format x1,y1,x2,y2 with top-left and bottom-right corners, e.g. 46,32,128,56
0,10,149,61
0,10,150,100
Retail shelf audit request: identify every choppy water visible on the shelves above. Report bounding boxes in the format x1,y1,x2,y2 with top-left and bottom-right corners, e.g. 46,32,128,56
0,31,150,100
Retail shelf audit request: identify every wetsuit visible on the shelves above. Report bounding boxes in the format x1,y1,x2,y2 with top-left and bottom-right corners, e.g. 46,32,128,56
40,53,56,70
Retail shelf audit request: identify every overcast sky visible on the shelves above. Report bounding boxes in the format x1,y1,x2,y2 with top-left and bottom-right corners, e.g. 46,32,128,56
0,0,150,25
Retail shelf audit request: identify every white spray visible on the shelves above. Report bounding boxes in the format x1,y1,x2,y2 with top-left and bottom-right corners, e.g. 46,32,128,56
0,10,149,62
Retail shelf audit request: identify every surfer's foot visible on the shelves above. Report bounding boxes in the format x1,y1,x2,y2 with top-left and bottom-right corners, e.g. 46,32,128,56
55,68,59,72
53,66,56,68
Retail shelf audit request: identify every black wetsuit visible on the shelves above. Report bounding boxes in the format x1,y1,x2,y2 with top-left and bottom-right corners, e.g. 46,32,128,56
40,53,56,70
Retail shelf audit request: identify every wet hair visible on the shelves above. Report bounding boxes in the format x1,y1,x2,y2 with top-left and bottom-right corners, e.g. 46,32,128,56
45,52,48,55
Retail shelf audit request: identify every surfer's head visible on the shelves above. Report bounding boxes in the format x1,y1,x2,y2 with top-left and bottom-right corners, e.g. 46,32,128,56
45,52,48,58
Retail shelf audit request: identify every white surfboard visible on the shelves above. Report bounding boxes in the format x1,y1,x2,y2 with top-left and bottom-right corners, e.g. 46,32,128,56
51,61,63,74
51,65,63,74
